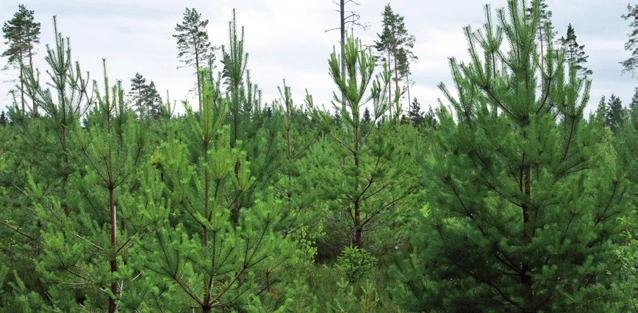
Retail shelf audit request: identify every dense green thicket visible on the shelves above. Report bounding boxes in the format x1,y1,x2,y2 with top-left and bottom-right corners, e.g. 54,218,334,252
0,1,636,312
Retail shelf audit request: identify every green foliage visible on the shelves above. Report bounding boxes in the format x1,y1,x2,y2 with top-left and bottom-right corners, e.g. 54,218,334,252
559,24,592,77
173,7,214,69
397,1,633,312
1,2,637,313
621,3,638,73
335,246,377,283
1,4,40,66
128,73,162,119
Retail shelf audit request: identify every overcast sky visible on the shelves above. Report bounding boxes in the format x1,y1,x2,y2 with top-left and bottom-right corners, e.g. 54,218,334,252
0,0,636,114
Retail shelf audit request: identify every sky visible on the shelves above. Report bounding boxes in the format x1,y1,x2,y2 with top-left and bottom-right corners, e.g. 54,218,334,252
0,0,636,114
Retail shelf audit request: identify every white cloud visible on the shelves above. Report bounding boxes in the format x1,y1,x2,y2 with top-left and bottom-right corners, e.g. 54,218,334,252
0,0,635,114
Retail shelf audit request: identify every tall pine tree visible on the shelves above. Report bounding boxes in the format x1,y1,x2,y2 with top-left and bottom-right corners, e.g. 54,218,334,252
374,4,416,117
2,4,41,117
621,3,638,74
174,8,214,112
559,24,592,77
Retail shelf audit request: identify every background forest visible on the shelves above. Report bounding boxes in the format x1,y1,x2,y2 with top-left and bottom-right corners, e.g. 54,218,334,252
0,0,638,312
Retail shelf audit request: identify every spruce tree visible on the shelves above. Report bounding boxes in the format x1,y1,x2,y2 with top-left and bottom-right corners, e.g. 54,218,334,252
606,94,625,133
559,24,592,77
128,73,162,119
396,1,631,311
621,3,638,73
593,95,608,124
174,8,214,111
2,4,41,117
406,97,424,127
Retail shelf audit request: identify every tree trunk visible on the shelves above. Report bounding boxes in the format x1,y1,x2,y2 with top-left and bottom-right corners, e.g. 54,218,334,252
29,47,36,119
387,49,392,117
406,72,411,109
202,304,212,313
194,43,202,113
393,34,400,125
19,51,25,116
521,157,534,311
108,186,118,313
352,117,363,248
340,0,346,110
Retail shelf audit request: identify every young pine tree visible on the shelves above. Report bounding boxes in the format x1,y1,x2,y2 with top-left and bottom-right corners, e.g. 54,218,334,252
395,1,632,312
221,10,282,225
311,37,417,251
134,68,299,313
28,62,146,312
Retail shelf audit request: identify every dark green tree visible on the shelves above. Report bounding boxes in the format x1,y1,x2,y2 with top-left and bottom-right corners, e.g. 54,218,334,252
174,8,214,111
559,24,592,77
593,95,608,124
128,73,162,119
2,4,41,117
606,94,625,133
395,1,632,311
406,97,423,127
630,88,638,122
621,3,638,73
374,4,416,117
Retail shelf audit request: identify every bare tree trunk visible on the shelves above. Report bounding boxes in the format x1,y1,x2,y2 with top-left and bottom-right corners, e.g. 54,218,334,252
406,72,411,109
387,49,392,117
194,42,202,113
108,186,118,313
29,47,36,119
19,51,25,116
393,34,400,125
340,0,346,110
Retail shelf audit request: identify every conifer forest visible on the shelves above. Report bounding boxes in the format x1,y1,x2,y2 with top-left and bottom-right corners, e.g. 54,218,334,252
2,0,638,312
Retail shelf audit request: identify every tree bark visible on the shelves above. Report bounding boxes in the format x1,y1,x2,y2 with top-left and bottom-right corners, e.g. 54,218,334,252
108,186,118,313
29,47,36,119
340,0,346,110
387,49,392,117
393,31,400,125
19,51,25,116
521,151,534,311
